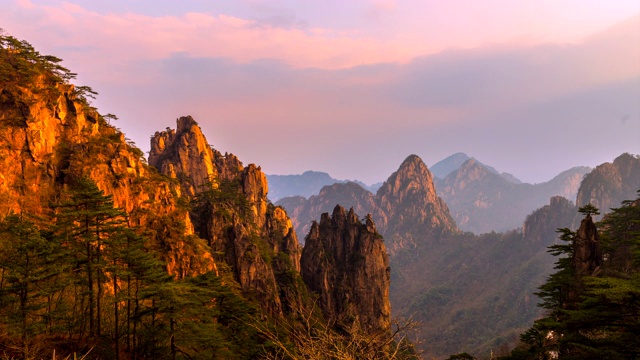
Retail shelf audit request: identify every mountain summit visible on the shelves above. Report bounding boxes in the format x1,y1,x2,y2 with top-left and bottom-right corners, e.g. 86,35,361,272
278,154,458,252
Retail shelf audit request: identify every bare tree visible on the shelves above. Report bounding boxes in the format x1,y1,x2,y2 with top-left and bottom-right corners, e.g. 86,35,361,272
247,299,422,360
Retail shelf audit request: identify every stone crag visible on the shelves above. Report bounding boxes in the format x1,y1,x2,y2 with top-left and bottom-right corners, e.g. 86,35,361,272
301,205,391,334
278,155,458,254
149,116,303,315
0,81,215,277
576,153,640,219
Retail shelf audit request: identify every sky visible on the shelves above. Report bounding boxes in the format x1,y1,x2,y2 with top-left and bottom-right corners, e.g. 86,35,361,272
1,0,639,184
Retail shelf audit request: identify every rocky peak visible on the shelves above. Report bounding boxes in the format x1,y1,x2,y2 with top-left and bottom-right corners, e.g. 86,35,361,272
277,182,384,243
377,155,437,207
377,155,457,252
149,116,302,315
523,196,576,242
149,116,218,196
576,153,640,219
301,205,390,334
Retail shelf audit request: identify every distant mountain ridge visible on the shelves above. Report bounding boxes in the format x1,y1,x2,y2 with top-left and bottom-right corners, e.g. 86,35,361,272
277,155,458,250
430,152,522,184
434,160,591,233
266,171,381,201
277,153,591,235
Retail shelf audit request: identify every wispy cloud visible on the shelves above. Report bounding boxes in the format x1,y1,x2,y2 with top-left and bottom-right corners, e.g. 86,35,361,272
1,1,638,183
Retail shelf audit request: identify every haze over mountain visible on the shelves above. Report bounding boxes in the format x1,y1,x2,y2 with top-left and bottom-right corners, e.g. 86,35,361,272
430,152,521,184
435,160,591,233
266,171,382,202
278,154,592,235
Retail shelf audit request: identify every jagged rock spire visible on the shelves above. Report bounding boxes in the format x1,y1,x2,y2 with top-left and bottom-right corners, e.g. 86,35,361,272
572,214,601,276
301,205,390,333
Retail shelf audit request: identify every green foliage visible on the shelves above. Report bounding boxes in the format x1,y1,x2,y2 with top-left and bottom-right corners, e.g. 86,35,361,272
0,214,67,358
0,32,92,112
508,192,640,359
578,203,600,217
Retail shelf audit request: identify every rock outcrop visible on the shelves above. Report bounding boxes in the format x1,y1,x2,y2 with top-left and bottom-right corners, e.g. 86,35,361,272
523,196,577,243
576,153,640,219
301,205,390,333
572,214,601,276
377,155,457,252
278,182,384,244
149,116,303,314
278,155,457,253
0,79,214,277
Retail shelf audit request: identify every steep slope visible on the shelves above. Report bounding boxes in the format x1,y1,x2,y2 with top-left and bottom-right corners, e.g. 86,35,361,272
277,155,457,252
150,116,303,315
576,153,640,218
391,195,579,358
278,181,382,243
301,205,390,334
435,160,590,233
377,155,457,252
0,52,214,278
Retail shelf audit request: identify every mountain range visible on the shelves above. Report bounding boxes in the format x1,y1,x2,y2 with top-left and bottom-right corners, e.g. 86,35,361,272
2,32,639,360
276,153,591,235
275,152,639,357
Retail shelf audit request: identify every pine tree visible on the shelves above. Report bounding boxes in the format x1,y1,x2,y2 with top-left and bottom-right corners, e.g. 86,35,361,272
0,214,65,358
53,176,126,339
505,193,640,359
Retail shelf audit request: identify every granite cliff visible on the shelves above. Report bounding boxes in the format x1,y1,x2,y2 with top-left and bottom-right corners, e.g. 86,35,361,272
378,155,457,252
301,205,390,334
277,154,458,253
0,36,396,358
0,69,214,278
149,116,303,315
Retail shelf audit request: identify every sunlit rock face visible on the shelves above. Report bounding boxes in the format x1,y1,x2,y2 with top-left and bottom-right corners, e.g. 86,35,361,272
301,205,390,333
149,116,303,315
0,80,215,277
376,154,458,253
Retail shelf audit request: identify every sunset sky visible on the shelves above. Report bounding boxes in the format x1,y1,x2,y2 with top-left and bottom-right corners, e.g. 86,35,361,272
2,0,639,184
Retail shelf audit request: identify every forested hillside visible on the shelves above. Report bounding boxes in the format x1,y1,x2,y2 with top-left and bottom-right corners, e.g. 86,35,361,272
0,34,412,360
502,194,640,359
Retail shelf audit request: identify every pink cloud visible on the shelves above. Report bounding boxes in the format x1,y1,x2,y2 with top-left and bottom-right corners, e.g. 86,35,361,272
4,0,423,72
